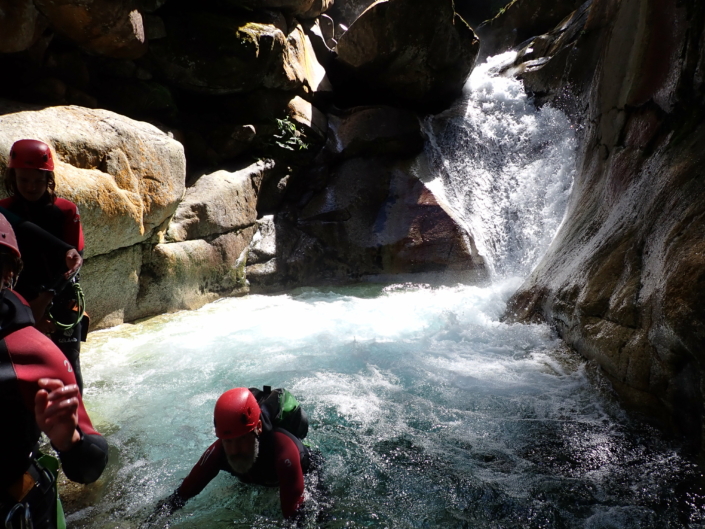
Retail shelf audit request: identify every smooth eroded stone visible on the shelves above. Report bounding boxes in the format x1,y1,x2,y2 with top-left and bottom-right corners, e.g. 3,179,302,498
166,160,272,242
0,101,186,259
332,0,479,111
136,226,255,317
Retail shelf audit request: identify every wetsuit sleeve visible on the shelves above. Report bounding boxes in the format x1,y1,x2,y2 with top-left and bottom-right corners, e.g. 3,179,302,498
177,440,225,501
57,426,109,484
273,431,305,518
0,206,74,255
6,326,108,484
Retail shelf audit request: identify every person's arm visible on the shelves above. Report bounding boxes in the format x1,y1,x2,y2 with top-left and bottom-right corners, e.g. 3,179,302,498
8,325,108,485
177,440,224,501
57,198,84,253
273,432,305,518
143,440,223,525
0,206,82,277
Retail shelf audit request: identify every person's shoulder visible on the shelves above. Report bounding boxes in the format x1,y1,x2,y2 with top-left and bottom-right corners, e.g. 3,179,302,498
271,429,301,450
0,196,16,208
4,325,75,382
53,197,79,214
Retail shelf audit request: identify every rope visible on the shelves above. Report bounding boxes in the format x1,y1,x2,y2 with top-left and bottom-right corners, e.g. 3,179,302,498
48,282,85,332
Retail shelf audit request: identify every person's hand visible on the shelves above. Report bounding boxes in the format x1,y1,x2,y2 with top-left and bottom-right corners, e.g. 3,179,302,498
140,492,185,528
34,378,81,452
65,249,82,278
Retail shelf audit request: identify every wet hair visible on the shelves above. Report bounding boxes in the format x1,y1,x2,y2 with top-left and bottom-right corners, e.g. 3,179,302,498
3,167,56,202
0,246,22,289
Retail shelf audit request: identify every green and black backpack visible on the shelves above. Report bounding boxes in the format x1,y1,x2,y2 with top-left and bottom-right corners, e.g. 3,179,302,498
249,386,308,440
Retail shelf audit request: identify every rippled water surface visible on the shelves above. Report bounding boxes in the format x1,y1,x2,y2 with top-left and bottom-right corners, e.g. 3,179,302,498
74,280,703,529
71,54,704,528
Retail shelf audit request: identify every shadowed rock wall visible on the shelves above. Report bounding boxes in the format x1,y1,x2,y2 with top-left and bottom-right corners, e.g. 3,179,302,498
502,0,705,448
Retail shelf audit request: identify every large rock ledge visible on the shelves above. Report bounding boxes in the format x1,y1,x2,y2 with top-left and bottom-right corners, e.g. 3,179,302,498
0,103,270,329
1,101,485,330
502,0,705,447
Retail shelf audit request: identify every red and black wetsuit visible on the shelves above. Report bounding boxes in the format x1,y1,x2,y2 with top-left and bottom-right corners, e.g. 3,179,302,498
0,289,107,528
178,414,309,518
0,193,86,391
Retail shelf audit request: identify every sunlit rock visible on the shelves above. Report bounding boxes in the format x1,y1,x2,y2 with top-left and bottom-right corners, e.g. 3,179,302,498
81,245,142,330
0,101,186,259
166,161,270,243
136,227,254,318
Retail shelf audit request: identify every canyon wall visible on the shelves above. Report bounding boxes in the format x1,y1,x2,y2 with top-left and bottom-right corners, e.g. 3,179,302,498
500,0,705,448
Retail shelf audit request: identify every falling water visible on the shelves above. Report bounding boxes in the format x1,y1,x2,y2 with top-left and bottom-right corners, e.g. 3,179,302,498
71,56,704,528
424,52,576,278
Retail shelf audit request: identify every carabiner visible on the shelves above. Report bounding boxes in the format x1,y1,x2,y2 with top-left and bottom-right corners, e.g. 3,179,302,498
4,504,22,529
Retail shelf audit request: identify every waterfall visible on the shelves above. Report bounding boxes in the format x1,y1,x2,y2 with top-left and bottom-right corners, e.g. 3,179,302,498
424,52,576,278
74,55,701,529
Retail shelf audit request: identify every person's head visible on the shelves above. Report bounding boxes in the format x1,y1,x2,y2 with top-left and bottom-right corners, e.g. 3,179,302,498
5,139,56,202
214,388,263,474
0,214,22,290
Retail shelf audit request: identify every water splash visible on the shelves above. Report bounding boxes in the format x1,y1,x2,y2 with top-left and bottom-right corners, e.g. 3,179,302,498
424,52,576,278
70,56,703,528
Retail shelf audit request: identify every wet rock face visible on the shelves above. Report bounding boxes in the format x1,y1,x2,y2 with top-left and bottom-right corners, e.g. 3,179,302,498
475,0,585,60
330,0,480,112
504,0,705,447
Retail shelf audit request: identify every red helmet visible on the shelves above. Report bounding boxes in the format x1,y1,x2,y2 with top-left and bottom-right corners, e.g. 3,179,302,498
8,139,55,171
214,388,260,439
0,214,20,258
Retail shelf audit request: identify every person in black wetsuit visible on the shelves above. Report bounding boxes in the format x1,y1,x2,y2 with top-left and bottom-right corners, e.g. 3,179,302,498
1,139,87,392
0,212,108,529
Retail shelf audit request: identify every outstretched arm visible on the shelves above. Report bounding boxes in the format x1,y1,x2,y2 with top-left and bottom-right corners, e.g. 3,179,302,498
142,441,224,527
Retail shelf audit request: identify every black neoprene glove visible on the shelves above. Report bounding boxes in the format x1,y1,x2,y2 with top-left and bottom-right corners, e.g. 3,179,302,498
140,492,185,528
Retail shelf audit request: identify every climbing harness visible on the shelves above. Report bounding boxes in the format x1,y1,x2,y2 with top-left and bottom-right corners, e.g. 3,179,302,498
3,454,65,529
